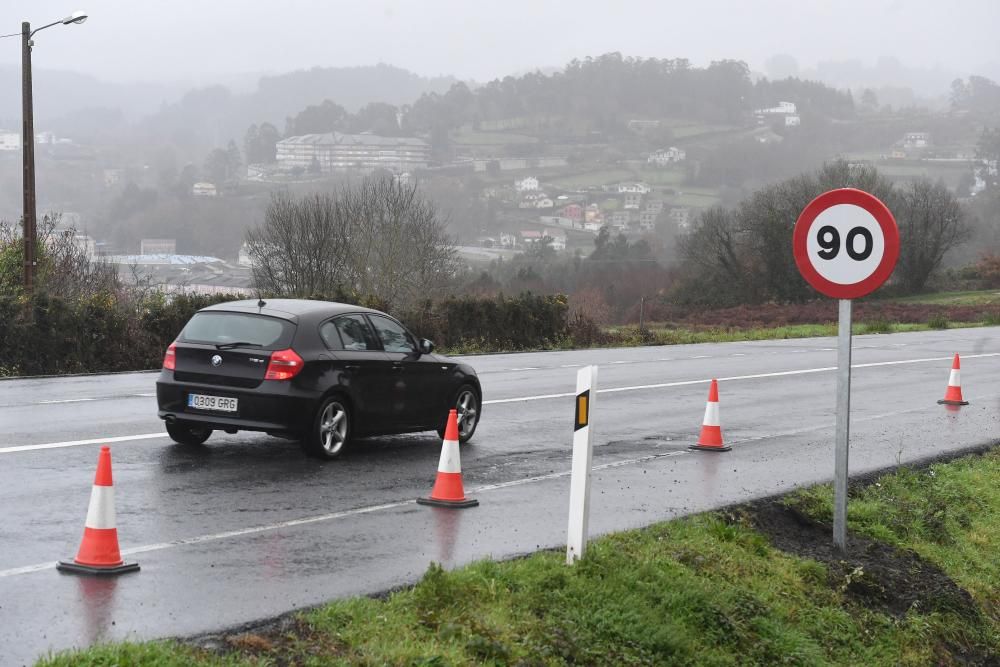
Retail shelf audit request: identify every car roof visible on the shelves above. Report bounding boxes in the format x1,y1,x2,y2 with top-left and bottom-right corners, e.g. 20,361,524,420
199,299,381,323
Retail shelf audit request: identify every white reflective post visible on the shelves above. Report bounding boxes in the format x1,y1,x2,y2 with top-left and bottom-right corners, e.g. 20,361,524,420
833,298,852,552
566,365,597,564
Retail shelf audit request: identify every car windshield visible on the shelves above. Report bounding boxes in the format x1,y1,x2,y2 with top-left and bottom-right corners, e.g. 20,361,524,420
179,312,295,350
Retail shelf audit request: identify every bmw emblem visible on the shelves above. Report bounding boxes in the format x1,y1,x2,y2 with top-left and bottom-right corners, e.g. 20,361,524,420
211,354,223,367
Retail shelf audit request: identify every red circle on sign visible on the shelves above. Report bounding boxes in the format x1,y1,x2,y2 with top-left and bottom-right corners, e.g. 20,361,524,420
793,188,899,299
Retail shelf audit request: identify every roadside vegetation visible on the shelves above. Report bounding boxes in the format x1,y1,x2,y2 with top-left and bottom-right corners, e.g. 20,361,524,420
39,448,999,666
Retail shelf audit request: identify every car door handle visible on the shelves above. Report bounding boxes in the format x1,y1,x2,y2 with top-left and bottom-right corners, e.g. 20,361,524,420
391,363,404,373
344,364,360,372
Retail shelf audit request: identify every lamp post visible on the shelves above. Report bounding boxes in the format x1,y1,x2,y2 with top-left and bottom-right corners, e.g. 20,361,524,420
2,11,87,293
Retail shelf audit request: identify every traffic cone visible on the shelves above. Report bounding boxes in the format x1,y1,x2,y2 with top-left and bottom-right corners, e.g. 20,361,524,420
57,446,140,576
689,379,731,452
937,354,969,406
417,410,479,508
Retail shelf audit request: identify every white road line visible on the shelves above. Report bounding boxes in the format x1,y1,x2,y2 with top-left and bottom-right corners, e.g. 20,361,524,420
691,355,711,359
0,451,690,579
8,352,1000,453
135,392,157,397
507,367,541,371
484,352,1000,405
731,353,746,357
611,361,630,364
37,398,97,404
658,357,673,361
559,364,582,368
0,433,168,455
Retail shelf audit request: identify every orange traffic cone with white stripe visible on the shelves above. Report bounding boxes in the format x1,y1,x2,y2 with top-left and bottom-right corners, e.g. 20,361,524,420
57,446,140,575
417,409,479,508
689,379,731,452
937,354,969,406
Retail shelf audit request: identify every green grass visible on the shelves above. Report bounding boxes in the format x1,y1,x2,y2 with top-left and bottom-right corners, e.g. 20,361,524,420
547,169,635,188
451,130,539,146
891,289,1000,306
41,450,999,666
789,449,1000,625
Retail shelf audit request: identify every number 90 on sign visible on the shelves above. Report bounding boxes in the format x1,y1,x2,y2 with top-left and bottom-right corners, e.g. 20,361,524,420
793,189,899,300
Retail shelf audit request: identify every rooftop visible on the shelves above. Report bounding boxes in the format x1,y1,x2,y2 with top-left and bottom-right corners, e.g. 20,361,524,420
278,132,429,149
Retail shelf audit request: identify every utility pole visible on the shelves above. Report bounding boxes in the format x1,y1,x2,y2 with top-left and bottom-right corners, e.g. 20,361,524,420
21,21,36,293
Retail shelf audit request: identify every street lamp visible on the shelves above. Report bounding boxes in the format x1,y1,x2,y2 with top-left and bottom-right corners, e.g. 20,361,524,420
1,11,88,293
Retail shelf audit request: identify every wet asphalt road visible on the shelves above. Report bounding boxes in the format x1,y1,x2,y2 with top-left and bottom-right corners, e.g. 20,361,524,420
1,328,998,666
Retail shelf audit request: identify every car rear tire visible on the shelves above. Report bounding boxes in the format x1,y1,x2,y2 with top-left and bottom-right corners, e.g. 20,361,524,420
166,421,212,446
437,384,480,444
302,396,351,460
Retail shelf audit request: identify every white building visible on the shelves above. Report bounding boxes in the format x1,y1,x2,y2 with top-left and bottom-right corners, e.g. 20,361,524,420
785,115,801,127
669,207,692,229
141,238,177,255
0,131,19,152
648,147,686,166
756,101,797,115
903,132,930,149
276,132,430,173
617,182,652,194
192,182,217,197
515,176,540,192
535,197,555,209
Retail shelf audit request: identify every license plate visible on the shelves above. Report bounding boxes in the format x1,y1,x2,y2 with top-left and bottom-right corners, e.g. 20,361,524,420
187,394,238,412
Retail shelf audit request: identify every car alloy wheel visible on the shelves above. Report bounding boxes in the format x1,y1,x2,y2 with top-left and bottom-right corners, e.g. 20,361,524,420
454,386,480,443
304,396,351,459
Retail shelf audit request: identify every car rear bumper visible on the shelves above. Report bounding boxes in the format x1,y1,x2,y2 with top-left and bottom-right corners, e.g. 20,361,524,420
156,371,316,434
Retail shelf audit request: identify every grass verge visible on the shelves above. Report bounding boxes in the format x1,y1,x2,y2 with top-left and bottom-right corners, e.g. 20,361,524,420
39,449,999,666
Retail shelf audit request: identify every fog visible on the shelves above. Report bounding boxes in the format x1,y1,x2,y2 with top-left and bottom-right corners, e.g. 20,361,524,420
1,0,998,87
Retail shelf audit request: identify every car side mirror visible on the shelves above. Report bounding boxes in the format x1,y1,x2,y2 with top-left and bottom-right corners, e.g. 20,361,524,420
419,338,435,355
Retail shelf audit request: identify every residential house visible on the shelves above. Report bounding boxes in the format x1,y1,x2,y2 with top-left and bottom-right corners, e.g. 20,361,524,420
0,130,19,152
192,182,217,197
535,197,555,209
668,207,692,229
561,203,583,220
583,220,605,232
648,147,686,166
755,101,797,115
543,229,567,251
515,176,540,192
499,232,517,248
624,192,643,209
903,132,930,149
785,115,801,127
638,211,658,231
644,199,665,215
617,182,652,194
585,203,602,222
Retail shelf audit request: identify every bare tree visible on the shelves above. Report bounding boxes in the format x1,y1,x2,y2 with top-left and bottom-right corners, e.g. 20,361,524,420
246,192,349,297
246,178,456,308
0,214,120,299
894,179,970,292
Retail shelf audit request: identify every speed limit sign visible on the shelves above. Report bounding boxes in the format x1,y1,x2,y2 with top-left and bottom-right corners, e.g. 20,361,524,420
792,188,898,554
793,188,899,299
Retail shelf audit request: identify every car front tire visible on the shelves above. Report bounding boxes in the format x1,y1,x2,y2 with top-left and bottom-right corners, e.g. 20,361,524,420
166,421,212,446
437,384,481,444
302,395,351,460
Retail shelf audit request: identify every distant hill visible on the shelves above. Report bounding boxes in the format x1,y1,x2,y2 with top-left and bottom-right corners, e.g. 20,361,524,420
0,64,186,127
0,62,457,156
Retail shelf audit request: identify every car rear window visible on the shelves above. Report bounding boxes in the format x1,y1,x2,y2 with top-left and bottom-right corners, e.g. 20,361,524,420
179,312,295,350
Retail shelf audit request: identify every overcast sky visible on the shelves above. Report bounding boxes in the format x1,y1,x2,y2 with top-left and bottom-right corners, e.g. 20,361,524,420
2,0,998,85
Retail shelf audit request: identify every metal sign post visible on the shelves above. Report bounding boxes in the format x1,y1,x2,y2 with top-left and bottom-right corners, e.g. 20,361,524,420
566,365,597,564
793,188,899,553
833,299,852,550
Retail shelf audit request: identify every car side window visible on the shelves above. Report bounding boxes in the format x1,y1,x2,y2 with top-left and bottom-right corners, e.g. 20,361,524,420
318,321,343,350
369,315,416,354
333,315,377,351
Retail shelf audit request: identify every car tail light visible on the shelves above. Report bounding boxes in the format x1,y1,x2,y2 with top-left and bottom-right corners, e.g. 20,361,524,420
163,342,177,370
265,348,304,381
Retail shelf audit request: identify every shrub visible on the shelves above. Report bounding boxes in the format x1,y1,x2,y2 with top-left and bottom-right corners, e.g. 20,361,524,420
927,314,950,329
860,319,895,334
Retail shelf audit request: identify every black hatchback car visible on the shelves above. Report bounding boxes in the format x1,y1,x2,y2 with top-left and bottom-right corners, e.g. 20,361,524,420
156,299,482,459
